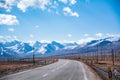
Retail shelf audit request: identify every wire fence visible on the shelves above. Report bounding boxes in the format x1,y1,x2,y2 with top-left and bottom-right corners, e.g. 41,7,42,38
0,57,58,77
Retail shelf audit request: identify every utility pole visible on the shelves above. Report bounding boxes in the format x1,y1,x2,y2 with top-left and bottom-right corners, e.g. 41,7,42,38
111,49,114,65
86,47,89,63
33,52,35,65
114,50,116,62
103,48,105,61
96,45,99,63
100,46,103,61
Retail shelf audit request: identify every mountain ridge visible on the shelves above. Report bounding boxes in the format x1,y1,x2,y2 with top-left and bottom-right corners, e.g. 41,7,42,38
0,37,120,58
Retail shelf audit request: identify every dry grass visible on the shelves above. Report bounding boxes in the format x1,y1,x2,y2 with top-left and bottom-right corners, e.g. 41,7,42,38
0,58,58,77
98,61,120,66
0,64,33,70
0,60,34,77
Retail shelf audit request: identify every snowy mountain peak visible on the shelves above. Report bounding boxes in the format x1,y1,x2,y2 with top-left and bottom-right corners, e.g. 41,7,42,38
0,37,120,58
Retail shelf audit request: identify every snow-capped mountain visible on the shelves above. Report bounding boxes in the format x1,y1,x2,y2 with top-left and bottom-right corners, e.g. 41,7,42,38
0,40,34,58
0,37,120,58
49,37,120,56
0,40,78,58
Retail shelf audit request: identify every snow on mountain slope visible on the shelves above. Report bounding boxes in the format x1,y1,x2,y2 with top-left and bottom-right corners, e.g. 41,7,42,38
0,37,120,58
63,42,78,49
37,44,47,54
6,44,18,50
49,37,120,56
0,40,78,58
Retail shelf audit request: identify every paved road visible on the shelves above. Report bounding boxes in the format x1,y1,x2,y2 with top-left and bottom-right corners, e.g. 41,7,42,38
0,59,102,80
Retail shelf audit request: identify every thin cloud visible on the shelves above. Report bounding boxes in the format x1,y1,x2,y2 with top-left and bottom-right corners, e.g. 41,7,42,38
69,0,76,5
59,0,68,4
59,0,76,5
40,40,51,43
13,36,17,39
0,0,16,12
106,33,120,37
8,28,14,32
84,34,89,37
77,37,95,44
63,7,79,17
52,1,59,9
68,34,72,38
35,25,39,28
96,33,103,37
29,34,34,38
0,35,20,42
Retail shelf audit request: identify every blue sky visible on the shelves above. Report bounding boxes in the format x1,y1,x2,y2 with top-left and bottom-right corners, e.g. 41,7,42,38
0,0,120,43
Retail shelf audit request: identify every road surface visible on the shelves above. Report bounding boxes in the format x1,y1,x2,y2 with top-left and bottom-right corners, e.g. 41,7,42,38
0,59,102,80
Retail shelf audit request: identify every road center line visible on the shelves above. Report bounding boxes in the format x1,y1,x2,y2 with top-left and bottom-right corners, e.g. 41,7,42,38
57,61,69,69
42,73,48,77
51,61,69,72
80,62,88,80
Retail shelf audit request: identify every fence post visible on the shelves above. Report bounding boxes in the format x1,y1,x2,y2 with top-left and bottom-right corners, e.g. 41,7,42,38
111,49,114,65
33,52,35,65
108,66,113,80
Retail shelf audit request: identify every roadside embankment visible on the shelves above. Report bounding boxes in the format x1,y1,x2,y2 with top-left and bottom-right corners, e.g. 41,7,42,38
0,58,58,77
85,62,120,80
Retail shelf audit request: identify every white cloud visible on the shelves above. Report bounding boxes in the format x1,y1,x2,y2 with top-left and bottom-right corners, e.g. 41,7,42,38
96,33,103,37
0,35,19,42
17,0,35,12
0,0,16,12
105,33,120,41
59,0,68,4
8,28,14,32
61,40,75,43
0,14,19,25
40,40,51,43
59,0,76,5
0,35,4,42
13,36,17,39
17,0,51,12
69,0,76,5
68,34,72,38
77,37,95,44
84,34,89,37
63,7,79,17
0,0,79,18
29,34,34,38
52,1,59,9
0,35,3,38
106,33,120,37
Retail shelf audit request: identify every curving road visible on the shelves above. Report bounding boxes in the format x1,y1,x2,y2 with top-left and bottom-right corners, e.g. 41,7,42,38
0,59,102,80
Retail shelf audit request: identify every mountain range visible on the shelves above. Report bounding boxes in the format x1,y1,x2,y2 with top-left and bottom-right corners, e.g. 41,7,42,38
0,40,78,58
0,37,120,58
51,37,120,57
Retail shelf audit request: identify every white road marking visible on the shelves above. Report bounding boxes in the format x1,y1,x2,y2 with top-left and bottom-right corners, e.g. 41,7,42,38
42,73,48,77
80,63,88,80
56,61,68,69
51,61,69,72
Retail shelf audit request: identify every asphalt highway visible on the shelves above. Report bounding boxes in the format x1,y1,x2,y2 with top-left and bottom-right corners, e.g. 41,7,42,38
0,59,102,80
